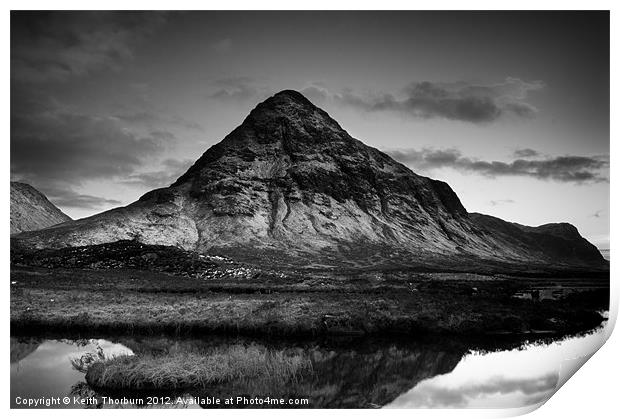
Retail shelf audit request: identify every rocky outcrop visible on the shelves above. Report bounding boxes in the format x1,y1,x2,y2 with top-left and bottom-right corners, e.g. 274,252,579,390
10,240,257,280
10,182,71,234
12,91,606,270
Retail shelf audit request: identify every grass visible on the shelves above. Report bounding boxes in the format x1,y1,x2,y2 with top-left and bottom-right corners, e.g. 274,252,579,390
10,266,609,338
85,344,311,391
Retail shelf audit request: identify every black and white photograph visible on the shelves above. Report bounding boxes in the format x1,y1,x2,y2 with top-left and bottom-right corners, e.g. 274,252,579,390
8,8,612,412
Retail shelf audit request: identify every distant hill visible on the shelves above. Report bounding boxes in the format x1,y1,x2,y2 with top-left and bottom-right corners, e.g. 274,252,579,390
10,182,71,234
12,91,607,271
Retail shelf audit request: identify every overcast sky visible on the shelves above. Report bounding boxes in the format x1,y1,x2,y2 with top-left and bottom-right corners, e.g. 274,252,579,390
10,11,609,248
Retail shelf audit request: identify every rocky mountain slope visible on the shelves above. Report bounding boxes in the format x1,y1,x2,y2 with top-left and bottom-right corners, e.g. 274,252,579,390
12,91,606,271
10,182,71,235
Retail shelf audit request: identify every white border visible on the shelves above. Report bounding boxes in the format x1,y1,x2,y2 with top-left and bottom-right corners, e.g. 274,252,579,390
3,2,616,419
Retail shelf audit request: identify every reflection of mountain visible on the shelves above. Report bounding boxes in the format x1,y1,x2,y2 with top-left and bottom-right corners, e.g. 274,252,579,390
206,344,463,408
10,337,41,364
111,336,464,408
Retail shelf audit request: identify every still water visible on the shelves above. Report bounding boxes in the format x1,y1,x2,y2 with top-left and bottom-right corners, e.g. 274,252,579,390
10,322,609,409
387,321,609,408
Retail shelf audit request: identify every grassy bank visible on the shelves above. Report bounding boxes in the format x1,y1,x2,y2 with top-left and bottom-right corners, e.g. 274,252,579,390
10,266,608,338
83,344,310,391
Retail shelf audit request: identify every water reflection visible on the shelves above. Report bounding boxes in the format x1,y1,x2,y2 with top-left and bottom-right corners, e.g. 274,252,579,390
10,326,608,409
387,323,608,408
10,339,133,408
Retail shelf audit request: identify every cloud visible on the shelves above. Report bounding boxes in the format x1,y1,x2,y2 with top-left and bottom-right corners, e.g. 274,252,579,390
306,78,544,123
8,178,123,211
121,158,194,189
44,188,122,210
10,80,202,212
11,112,163,183
113,111,203,132
11,90,167,208
210,77,542,124
149,130,176,141
514,148,540,158
300,83,331,103
386,148,609,183
209,77,266,102
11,11,167,83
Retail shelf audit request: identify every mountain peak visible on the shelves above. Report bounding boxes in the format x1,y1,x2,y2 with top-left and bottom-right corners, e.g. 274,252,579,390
251,90,316,115
13,93,607,271
271,89,313,103
171,89,353,186
245,89,337,129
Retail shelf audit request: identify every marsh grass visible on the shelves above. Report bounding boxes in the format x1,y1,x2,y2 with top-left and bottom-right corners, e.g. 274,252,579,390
86,344,312,391
11,267,609,338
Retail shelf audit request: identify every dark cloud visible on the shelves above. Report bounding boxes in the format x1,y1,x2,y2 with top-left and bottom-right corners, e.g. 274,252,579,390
11,112,163,184
212,78,542,123
11,11,167,82
121,158,194,189
11,90,167,208
514,148,540,158
306,78,544,123
10,78,198,212
386,148,609,183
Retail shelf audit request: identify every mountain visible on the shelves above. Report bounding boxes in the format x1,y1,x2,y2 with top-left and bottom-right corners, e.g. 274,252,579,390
10,182,71,235
12,91,606,271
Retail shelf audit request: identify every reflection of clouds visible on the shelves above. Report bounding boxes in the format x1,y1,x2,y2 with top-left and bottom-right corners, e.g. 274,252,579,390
401,373,557,408
12,339,132,371
11,339,136,408
388,325,608,408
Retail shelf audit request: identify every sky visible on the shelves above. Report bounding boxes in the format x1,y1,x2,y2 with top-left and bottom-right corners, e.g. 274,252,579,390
10,11,610,248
